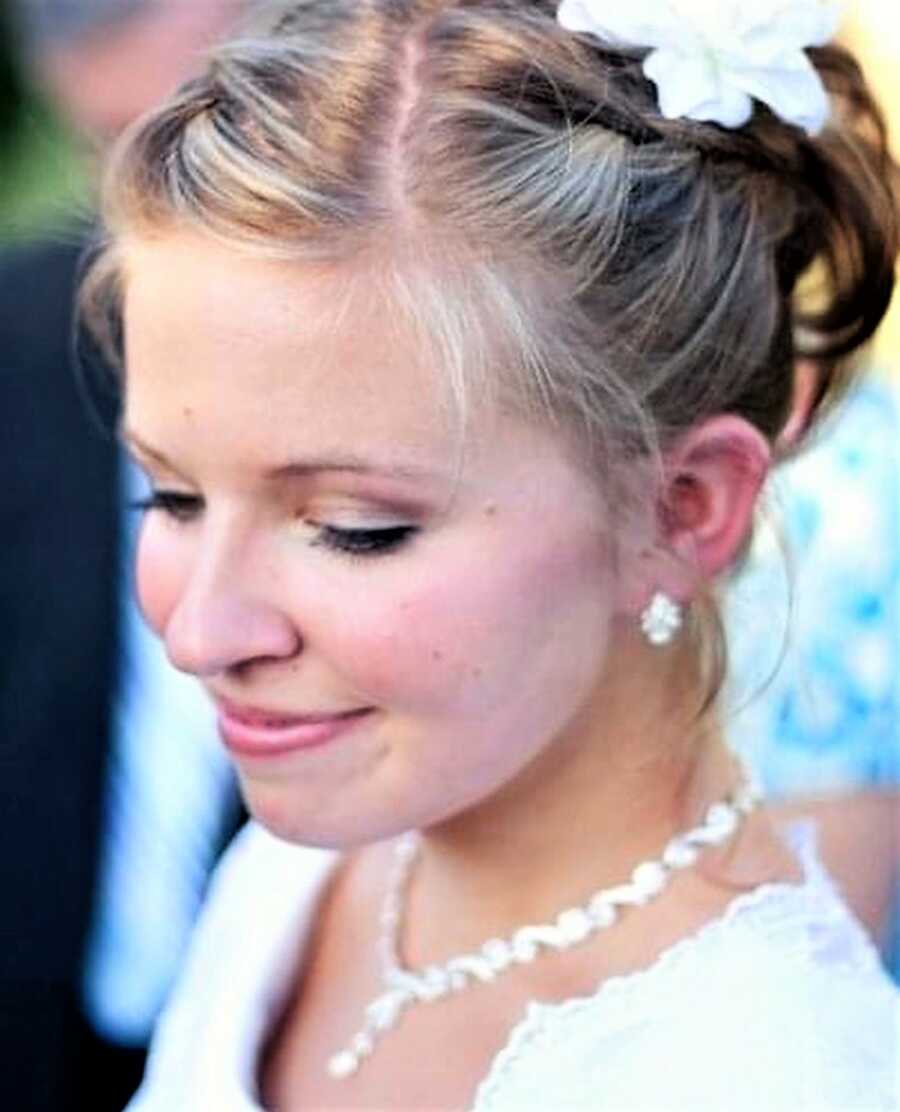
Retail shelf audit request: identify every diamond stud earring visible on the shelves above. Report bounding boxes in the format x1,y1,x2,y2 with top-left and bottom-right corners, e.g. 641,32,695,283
640,591,683,646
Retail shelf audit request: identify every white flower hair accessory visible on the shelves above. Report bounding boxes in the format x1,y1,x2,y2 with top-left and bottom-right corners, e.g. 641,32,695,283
556,0,842,136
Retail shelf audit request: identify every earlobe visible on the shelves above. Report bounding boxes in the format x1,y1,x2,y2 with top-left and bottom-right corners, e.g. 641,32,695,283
659,415,771,589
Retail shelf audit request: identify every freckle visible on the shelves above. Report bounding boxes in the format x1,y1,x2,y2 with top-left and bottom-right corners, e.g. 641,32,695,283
471,666,483,678
484,504,497,518
182,406,194,419
431,649,444,662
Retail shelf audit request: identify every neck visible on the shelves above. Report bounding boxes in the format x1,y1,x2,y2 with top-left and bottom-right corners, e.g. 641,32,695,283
406,633,740,962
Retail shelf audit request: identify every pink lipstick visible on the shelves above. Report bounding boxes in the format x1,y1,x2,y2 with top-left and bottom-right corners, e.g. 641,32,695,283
216,700,374,758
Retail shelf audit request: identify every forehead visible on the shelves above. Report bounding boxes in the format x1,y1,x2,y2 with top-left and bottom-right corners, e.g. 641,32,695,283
121,230,459,464
120,229,611,532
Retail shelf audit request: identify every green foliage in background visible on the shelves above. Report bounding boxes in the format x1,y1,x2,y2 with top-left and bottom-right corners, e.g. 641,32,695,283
2,97,91,241
0,3,91,242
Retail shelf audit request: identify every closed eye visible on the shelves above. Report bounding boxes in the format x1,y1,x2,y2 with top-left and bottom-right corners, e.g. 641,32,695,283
310,524,418,557
129,490,204,523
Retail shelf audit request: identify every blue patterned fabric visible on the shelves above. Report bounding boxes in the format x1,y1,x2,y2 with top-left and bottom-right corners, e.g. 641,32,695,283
726,377,899,976
727,378,899,791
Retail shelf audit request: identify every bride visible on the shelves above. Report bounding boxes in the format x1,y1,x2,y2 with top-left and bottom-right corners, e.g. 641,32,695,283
82,1,899,1107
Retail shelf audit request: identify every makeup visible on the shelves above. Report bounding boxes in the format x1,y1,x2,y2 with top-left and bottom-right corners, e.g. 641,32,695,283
217,702,375,758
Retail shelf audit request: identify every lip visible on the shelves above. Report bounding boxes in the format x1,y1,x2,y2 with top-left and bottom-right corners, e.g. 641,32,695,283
215,699,375,758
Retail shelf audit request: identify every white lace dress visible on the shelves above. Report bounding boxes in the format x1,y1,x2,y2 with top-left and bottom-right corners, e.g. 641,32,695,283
126,820,899,1110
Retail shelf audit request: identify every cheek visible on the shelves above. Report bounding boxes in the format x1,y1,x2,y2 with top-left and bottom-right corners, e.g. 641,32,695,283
321,530,611,712
134,520,187,637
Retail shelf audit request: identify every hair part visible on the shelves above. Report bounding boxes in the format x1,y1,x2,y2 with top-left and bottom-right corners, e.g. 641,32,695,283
81,0,900,711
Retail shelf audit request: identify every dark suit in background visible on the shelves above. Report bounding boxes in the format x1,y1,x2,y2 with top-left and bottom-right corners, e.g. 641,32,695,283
1,236,144,1112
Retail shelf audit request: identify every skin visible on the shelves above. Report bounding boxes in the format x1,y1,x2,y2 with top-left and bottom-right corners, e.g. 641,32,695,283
768,790,899,945
125,232,623,849
123,228,807,1106
35,0,242,142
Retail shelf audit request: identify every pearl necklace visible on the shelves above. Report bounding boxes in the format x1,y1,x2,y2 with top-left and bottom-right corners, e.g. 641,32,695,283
327,772,761,1080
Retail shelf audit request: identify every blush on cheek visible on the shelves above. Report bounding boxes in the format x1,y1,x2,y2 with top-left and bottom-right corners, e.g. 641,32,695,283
134,528,184,638
325,592,466,708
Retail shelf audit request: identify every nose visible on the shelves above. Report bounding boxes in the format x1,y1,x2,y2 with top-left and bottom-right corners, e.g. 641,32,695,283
162,534,301,678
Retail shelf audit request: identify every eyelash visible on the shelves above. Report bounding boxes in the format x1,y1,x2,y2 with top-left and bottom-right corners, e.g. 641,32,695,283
129,491,201,522
309,524,417,557
128,492,418,557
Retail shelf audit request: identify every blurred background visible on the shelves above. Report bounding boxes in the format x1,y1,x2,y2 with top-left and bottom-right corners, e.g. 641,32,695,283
0,2,897,1110
1,4,247,1111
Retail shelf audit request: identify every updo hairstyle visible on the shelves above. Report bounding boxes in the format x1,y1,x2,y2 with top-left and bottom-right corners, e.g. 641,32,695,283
82,0,898,597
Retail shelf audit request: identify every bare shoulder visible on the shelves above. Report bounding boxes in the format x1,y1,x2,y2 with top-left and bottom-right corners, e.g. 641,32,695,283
767,790,899,943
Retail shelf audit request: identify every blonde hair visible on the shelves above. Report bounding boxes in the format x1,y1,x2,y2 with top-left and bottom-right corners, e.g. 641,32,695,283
85,1,897,448
81,0,898,695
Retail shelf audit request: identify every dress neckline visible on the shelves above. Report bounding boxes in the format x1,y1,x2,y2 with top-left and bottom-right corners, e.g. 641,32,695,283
234,818,866,1111
472,818,867,1106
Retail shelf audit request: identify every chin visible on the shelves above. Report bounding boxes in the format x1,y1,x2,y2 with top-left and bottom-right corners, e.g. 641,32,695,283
237,777,417,851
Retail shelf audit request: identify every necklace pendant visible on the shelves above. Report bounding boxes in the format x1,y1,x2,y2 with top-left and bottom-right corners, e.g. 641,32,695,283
481,937,514,972
366,986,409,1031
418,964,452,1001
326,770,758,1080
631,860,669,897
328,1049,360,1080
555,907,593,944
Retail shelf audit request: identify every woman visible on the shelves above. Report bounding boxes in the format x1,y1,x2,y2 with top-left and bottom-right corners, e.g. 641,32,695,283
82,1,899,1107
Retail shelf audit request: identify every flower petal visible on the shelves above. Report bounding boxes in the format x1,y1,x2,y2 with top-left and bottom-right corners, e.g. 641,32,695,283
557,0,837,134
766,2,843,49
734,11,840,63
726,52,831,134
557,0,693,50
644,47,752,126
689,83,756,129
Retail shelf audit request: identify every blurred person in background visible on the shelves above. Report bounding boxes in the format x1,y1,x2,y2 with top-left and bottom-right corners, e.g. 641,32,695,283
0,3,244,1110
19,0,240,146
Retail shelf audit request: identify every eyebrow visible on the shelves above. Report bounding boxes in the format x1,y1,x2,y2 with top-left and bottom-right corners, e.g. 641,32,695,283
122,430,185,473
120,429,443,484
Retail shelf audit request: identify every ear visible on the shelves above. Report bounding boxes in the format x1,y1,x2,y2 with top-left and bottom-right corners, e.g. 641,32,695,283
629,415,771,609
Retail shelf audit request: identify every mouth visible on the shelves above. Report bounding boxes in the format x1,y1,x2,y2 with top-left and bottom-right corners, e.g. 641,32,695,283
214,698,375,758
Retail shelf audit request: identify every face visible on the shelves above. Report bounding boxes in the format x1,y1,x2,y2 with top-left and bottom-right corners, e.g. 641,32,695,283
123,231,621,847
